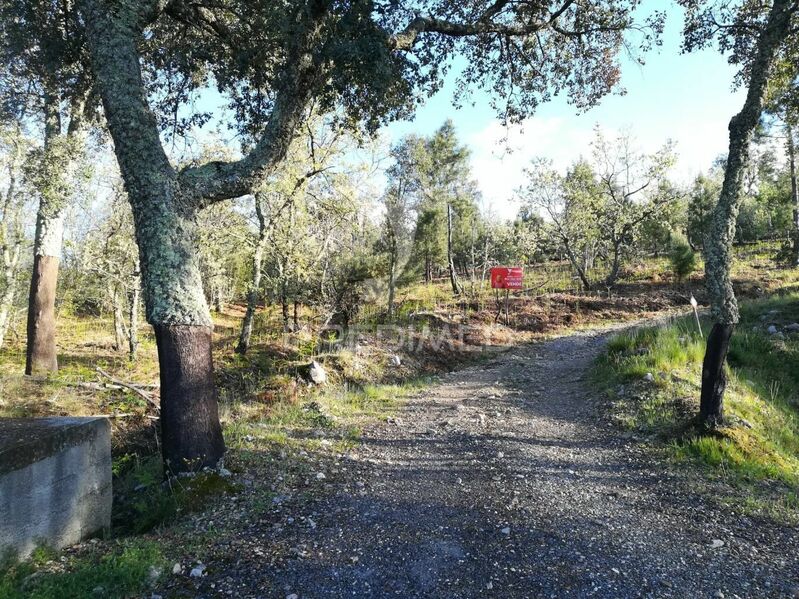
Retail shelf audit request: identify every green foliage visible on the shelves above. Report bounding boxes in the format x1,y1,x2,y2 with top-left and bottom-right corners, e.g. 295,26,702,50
687,172,719,250
595,296,799,517
0,541,164,599
668,234,697,282
519,128,678,288
397,121,483,282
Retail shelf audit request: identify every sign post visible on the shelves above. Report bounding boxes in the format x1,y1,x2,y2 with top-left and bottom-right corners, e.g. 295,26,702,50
490,267,523,325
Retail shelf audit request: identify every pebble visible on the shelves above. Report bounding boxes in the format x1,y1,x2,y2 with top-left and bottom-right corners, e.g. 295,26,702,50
316,472,326,480
172,563,181,575
500,527,510,535
710,539,724,549
190,564,205,578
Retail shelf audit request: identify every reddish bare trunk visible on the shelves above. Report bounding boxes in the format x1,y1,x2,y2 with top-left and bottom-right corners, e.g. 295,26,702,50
25,255,59,374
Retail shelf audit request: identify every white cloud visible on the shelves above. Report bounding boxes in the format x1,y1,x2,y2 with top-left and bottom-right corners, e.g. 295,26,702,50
465,114,732,221
466,118,593,219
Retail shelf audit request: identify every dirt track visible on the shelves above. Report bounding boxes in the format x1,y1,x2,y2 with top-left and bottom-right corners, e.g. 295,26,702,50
176,327,799,598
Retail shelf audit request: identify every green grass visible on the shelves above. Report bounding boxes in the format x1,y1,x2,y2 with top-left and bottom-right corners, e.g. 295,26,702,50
595,293,799,518
0,541,165,599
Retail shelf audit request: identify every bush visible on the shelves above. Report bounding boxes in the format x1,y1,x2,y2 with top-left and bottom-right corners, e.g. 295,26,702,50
668,234,696,282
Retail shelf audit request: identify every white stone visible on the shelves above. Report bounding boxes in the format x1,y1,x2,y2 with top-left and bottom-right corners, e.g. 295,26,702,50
307,361,327,385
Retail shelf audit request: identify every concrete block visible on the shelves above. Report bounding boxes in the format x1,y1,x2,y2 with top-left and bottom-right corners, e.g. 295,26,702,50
0,417,112,559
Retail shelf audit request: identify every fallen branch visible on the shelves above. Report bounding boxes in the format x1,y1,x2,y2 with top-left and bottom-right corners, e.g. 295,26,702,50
91,413,140,419
74,381,124,392
96,367,160,411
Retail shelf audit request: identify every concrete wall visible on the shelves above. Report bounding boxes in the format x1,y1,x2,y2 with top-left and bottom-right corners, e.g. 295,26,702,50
0,417,112,559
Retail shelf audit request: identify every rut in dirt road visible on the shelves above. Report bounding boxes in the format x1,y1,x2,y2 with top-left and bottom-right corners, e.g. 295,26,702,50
218,329,798,598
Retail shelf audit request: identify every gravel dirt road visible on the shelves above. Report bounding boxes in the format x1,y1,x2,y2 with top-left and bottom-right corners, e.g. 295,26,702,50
180,327,799,598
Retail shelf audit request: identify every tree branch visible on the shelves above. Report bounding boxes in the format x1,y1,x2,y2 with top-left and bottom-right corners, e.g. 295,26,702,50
178,3,330,205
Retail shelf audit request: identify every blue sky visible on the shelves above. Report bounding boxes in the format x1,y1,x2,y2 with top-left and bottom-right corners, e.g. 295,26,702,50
382,4,745,219
187,3,745,221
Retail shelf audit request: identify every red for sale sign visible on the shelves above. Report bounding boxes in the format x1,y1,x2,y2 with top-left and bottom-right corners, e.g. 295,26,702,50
490,267,523,290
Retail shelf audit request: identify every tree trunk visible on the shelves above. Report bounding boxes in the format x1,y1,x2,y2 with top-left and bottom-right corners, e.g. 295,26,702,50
293,300,300,330
128,266,140,361
561,239,592,291
387,252,397,321
26,138,69,374
0,243,21,350
84,27,226,469
447,203,462,295
112,285,127,351
25,102,66,375
154,324,225,473
699,0,793,424
602,241,623,289
787,121,799,266
0,135,23,351
281,280,290,332
211,280,224,313
25,254,60,374
699,323,734,426
236,221,267,354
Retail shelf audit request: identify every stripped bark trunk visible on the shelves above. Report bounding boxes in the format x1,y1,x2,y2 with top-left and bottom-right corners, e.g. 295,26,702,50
26,96,67,374
26,254,60,373
81,0,326,472
700,0,794,425
155,324,224,473
82,3,225,471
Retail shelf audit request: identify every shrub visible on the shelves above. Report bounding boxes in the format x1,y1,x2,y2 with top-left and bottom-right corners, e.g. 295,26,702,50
668,234,696,283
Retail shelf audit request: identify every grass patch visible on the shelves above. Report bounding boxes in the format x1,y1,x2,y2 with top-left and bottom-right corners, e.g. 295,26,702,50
0,541,165,599
595,294,799,517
